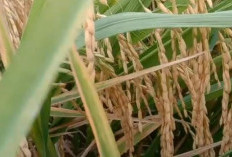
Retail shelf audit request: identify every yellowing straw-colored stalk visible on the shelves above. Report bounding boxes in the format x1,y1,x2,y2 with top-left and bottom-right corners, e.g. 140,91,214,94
69,45,120,157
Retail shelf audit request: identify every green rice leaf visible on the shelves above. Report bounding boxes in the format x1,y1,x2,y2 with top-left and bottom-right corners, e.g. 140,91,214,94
0,0,90,156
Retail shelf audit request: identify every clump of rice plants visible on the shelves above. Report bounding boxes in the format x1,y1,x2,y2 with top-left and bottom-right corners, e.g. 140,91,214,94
0,0,232,157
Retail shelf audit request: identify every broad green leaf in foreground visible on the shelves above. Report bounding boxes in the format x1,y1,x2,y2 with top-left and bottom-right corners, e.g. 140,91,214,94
69,46,120,157
0,0,91,156
76,10,232,47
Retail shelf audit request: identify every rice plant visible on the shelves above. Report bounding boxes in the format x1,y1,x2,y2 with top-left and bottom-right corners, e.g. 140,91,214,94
0,0,232,156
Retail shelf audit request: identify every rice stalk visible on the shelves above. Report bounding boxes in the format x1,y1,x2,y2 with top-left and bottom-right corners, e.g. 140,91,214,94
118,34,150,133
108,86,134,156
84,3,96,82
170,17,188,118
219,31,232,154
178,1,216,156
154,29,176,157
93,35,135,156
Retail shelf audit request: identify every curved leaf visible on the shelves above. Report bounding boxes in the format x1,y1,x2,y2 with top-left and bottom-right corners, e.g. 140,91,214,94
77,10,232,47
69,46,120,157
0,0,90,156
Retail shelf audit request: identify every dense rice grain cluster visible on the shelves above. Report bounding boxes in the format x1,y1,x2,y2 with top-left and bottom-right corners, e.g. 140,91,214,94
84,4,96,82
154,29,175,157
185,1,215,156
2,0,32,48
219,31,232,154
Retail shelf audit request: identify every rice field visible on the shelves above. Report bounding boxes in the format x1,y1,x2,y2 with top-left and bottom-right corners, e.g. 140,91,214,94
0,0,232,156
